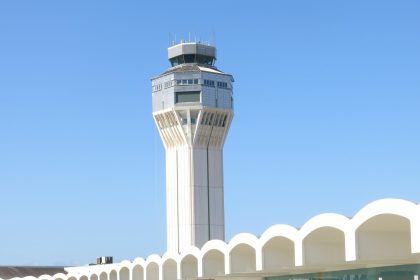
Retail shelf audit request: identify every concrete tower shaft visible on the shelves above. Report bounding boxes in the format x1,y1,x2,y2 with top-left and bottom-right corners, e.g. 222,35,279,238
151,42,234,253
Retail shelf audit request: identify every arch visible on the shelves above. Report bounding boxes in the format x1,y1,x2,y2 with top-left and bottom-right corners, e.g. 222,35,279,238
120,260,132,266
99,272,108,280
132,264,144,280
146,263,159,280
202,239,228,255
162,259,177,280
109,270,117,280
133,257,146,265
119,267,129,280
181,254,198,279
260,224,299,246
15,277,37,280
68,277,77,280
303,226,346,266
300,213,349,239
53,274,66,280
262,236,295,271
356,213,412,261
80,276,88,280
202,249,225,277
90,274,98,280
230,243,256,273
228,233,259,251
352,199,415,229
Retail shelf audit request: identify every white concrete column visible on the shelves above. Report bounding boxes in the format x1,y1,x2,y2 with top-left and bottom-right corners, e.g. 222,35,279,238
176,262,181,280
224,252,231,275
410,206,420,253
255,244,263,271
345,229,357,261
294,239,303,266
197,257,203,278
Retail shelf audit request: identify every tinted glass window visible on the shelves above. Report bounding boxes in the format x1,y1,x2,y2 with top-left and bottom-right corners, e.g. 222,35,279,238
175,91,201,103
170,54,214,66
196,54,214,65
170,58,178,67
184,54,195,63
170,56,186,66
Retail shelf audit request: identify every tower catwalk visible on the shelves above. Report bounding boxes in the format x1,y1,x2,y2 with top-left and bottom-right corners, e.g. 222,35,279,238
151,42,234,253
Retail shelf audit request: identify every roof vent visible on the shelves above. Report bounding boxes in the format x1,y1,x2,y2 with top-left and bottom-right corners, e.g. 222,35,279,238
96,256,113,265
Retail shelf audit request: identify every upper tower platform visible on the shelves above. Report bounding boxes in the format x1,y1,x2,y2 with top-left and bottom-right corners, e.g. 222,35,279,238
151,42,233,114
168,42,216,67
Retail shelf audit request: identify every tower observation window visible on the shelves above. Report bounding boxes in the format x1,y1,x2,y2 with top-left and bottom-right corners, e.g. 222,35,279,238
196,54,214,65
217,81,228,88
164,80,176,88
175,91,201,103
170,54,215,66
176,79,199,85
204,80,215,87
152,84,162,92
184,54,195,63
170,56,185,66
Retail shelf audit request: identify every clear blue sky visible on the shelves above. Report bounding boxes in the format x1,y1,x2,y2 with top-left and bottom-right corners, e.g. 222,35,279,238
0,0,419,266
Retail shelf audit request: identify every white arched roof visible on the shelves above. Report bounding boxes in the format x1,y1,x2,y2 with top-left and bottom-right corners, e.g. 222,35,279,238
351,198,416,229
20,277,38,280
118,261,132,268
179,246,201,262
161,251,178,264
145,254,162,267
51,273,66,279
259,224,299,247
201,239,228,256
7,198,420,280
300,213,350,240
228,233,260,251
132,257,146,267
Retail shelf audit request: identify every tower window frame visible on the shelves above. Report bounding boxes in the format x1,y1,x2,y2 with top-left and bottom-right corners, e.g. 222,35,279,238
204,79,215,87
217,81,228,88
175,91,201,104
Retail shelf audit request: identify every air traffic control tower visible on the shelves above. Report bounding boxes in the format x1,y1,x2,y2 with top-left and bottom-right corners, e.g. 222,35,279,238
151,42,234,253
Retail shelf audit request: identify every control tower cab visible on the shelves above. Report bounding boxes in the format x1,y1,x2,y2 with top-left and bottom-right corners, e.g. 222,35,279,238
151,42,234,253
152,42,233,113
168,42,216,67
